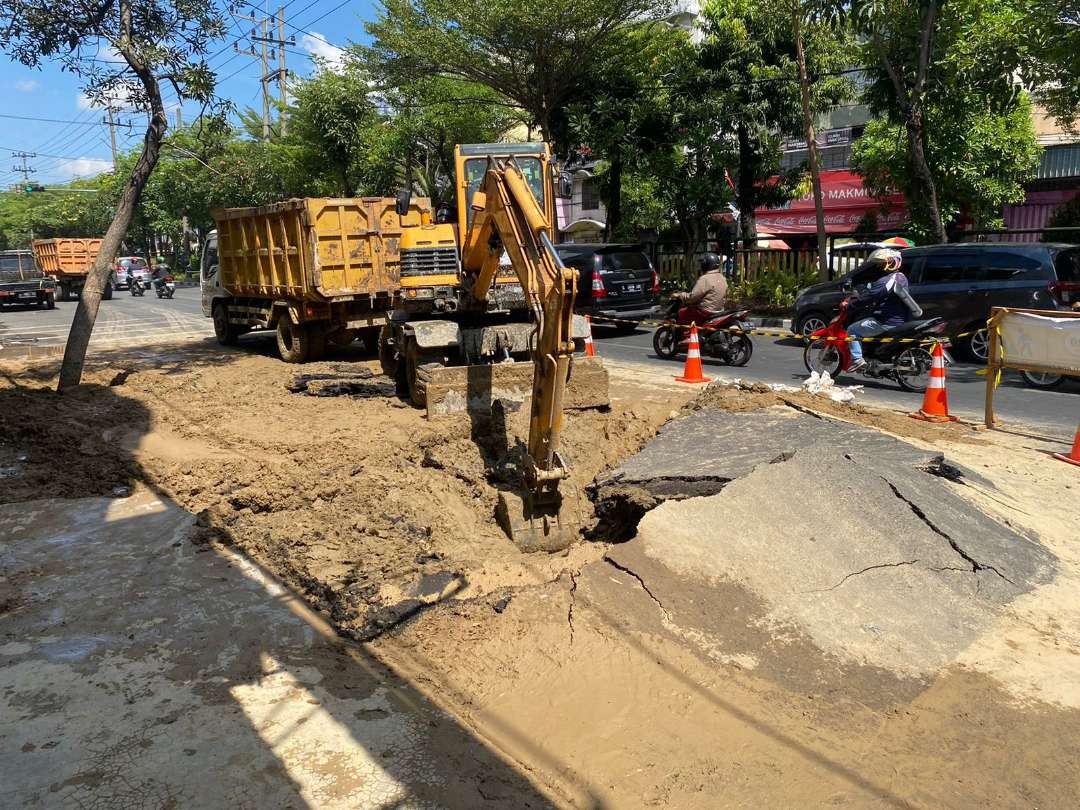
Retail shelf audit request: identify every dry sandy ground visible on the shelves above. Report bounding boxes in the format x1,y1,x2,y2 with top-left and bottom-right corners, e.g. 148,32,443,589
2,340,1079,808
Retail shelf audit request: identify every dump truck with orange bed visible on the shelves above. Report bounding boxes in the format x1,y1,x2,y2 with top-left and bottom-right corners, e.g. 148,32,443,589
31,238,111,302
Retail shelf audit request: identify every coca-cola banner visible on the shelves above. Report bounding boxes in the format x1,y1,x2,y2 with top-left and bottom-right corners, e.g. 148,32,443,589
755,170,906,234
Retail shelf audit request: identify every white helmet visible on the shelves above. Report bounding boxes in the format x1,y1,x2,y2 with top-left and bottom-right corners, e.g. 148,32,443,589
868,247,902,271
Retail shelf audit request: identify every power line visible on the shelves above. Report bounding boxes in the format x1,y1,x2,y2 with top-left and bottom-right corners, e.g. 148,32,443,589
0,112,123,126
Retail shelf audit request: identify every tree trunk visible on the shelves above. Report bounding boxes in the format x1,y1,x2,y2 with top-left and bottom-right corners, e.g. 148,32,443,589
736,123,758,243
57,1,169,392
680,219,701,287
793,3,829,282
605,148,623,240
905,106,946,243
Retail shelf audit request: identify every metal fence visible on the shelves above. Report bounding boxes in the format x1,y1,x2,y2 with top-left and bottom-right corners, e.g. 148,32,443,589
648,226,1079,286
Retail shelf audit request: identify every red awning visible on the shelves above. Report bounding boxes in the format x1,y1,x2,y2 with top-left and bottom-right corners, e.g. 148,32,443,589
754,170,906,234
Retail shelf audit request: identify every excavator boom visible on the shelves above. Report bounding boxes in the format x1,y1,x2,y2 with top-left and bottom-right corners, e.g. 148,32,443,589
462,159,579,551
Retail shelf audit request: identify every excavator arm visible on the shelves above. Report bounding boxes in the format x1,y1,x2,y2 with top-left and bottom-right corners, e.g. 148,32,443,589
461,158,579,550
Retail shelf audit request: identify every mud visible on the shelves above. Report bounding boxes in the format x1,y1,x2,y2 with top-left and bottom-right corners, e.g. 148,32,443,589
4,342,1079,808
0,345,672,644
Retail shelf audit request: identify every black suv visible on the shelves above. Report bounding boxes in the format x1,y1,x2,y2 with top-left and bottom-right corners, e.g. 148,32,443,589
555,243,661,332
793,242,1080,361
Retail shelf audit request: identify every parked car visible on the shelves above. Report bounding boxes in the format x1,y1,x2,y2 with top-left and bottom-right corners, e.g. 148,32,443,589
555,243,661,333
0,249,55,310
793,242,1080,361
112,256,150,290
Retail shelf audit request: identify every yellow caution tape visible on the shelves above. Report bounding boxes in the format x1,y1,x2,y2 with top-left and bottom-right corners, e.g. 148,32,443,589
587,313,975,346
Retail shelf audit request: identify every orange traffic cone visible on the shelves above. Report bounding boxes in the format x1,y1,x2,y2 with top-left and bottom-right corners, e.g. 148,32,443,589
1054,423,1080,467
584,315,597,357
676,325,711,384
909,341,957,423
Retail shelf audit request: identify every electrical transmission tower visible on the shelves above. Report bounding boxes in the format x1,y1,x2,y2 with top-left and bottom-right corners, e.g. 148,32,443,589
235,4,294,141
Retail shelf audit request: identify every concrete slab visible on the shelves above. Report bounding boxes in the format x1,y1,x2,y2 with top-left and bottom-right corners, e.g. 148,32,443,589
601,406,1057,678
0,492,553,808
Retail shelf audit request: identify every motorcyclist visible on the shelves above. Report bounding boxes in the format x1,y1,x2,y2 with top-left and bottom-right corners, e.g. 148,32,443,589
674,253,729,323
150,259,170,291
846,248,923,372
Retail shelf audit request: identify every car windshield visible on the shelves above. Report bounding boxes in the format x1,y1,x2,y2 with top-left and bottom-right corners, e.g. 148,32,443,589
1054,247,1080,282
121,258,147,269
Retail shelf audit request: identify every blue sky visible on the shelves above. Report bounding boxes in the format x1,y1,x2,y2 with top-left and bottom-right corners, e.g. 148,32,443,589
0,0,378,189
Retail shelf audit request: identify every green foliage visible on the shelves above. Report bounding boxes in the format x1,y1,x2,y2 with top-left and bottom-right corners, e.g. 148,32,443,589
853,0,1042,237
728,269,802,312
365,0,670,140
1044,194,1080,244
1017,0,1080,128
852,94,1040,236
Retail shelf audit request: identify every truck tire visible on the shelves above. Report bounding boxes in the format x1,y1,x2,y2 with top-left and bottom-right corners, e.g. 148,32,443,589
276,318,322,363
213,303,239,346
57,283,70,302
102,283,113,300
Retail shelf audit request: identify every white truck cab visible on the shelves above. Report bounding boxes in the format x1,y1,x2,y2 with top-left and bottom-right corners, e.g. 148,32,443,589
199,230,225,318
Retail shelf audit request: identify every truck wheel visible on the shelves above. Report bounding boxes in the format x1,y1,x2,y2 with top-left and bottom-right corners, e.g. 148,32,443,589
403,340,427,407
102,283,113,300
277,318,314,363
213,303,239,346
57,283,70,302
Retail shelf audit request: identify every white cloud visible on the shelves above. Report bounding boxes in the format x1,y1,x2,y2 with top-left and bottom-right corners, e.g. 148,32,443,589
54,157,113,180
77,83,136,110
14,79,40,93
301,32,346,73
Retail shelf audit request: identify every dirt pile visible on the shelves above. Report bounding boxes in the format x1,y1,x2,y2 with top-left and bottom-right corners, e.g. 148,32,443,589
0,345,673,641
689,379,985,444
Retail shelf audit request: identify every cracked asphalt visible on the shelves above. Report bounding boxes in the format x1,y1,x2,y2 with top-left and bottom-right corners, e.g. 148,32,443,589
600,407,1057,677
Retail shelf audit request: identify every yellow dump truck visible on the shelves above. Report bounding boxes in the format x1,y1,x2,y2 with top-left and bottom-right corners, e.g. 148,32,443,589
31,237,111,301
201,196,430,362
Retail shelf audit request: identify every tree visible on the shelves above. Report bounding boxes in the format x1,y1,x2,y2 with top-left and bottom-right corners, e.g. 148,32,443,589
0,0,225,391
853,0,1041,238
365,0,671,142
566,25,690,238
852,95,1040,233
1020,0,1080,127
698,0,851,254
380,76,522,207
289,63,385,197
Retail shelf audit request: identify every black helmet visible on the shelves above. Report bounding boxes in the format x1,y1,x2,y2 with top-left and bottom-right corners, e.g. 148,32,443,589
700,252,722,273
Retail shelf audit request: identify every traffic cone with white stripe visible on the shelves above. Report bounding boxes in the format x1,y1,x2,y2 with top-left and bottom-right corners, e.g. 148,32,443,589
1053,422,1080,467
584,315,597,357
676,325,711,384
909,341,957,423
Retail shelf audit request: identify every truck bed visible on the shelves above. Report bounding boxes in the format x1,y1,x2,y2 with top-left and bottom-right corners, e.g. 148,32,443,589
213,197,432,301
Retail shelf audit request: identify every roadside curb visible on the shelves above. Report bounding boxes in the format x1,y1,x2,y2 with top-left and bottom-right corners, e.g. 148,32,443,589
175,281,199,288
748,316,792,330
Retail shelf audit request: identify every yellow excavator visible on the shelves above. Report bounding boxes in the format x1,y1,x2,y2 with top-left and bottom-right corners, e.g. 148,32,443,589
382,143,609,551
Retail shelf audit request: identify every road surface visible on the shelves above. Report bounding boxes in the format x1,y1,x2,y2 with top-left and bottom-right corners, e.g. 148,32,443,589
0,289,1075,434
591,321,1079,436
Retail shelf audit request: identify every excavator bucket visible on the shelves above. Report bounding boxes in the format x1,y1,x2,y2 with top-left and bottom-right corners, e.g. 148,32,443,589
495,488,579,553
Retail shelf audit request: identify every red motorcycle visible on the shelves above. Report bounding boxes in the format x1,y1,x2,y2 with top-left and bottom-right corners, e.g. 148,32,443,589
803,299,951,392
653,298,754,366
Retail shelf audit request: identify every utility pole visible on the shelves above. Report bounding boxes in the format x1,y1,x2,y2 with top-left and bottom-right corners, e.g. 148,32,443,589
105,106,119,165
237,5,293,141
276,7,290,137
175,107,183,129
11,151,36,183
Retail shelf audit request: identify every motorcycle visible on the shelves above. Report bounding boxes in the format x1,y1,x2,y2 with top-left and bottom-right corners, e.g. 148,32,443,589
803,298,952,393
129,275,144,296
653,298,754,366
153,274,175,299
